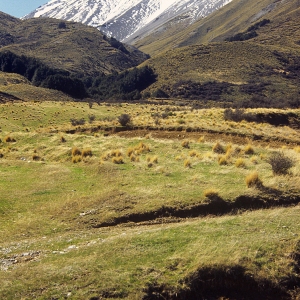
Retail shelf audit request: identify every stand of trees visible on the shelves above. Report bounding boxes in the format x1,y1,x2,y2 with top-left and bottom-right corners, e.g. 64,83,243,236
0,51,156,100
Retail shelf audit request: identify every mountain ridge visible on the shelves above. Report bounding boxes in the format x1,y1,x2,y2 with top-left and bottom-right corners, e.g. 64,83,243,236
24,0,232,43
0,13,148,76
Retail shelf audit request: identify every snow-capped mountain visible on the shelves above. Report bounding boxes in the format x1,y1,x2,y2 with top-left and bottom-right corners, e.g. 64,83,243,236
24,0,232,42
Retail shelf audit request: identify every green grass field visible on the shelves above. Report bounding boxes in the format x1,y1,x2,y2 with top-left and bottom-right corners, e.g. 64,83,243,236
0,100,300,298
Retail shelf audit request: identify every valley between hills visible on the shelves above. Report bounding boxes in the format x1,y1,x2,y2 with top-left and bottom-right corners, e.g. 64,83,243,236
1,0,300,299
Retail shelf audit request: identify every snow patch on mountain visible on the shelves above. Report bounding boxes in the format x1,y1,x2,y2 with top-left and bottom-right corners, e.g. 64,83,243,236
24,0,232,42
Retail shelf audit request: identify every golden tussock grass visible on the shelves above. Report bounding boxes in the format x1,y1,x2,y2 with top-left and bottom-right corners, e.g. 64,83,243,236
72,147,82,157
212,142,225,154
184,159,191,168
244,144,255,155
4,136,16,143
181,140,190,148
72,155,82,164
112,156,124,164
203,189,219,199
82,148,93,157
235,158,246,168
245,171,262,188
218,155,228,165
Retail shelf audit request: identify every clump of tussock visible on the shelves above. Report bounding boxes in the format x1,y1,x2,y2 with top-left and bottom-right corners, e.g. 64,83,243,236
197,136,205,143
60,136,66,143
82,148,93,158
181,140,190,149
184,159,191,168
218,155,228,165
112,156,124,164
130,154,140,162
32,154,41,161
110,149,123,157
244,144,255,155
203,189,220,200
245,171,262,188
146,155,158,164
71,147,82,157
212,142,225,154
72,155,82,164
4,136,16,143
235,158,246,168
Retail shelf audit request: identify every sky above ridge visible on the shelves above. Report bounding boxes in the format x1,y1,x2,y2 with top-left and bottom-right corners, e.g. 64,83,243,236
0,0,48,18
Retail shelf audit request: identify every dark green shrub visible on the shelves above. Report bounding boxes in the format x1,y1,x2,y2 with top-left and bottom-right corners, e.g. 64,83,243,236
118,114,131,126
267,152,295,175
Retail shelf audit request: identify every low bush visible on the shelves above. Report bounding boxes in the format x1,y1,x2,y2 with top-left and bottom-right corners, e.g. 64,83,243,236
118,114,131,126
267,152,295,175
70,118,85,126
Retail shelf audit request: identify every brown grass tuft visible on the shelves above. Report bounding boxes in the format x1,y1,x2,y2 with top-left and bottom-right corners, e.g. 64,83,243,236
235,158,246,168
244,144,255,155
72,147,81,157
181,140,190,149
203,189,219,199
4,136,16,143
212,142,225,154
184,159,191,168
112,156,124,164
60,136,66,143
218,155,228,165
72,155,82,164
82,148,93,157
245,171,262,188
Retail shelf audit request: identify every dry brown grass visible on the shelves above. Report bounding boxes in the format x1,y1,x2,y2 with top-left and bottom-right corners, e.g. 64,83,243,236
245,171,262,188
235,158,246,168
184,159,192,168
212,142,225,154
82,148,93,158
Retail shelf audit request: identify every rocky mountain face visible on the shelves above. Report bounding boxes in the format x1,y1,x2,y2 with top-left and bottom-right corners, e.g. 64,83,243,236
24,0,232,42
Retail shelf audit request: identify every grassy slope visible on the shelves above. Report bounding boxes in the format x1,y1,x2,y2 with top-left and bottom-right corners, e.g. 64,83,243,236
0,72,73,102
141,41,300,104
0,101,300,298
137,0,300,105
134,0,300,57
0,14,148,76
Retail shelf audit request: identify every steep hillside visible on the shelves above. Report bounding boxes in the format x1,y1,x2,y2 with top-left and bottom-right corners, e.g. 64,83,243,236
0,13,148,76
135,0,300,57
142,40,300,107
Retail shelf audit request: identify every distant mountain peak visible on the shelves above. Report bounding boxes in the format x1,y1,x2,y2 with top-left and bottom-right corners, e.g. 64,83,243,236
24,0,232,42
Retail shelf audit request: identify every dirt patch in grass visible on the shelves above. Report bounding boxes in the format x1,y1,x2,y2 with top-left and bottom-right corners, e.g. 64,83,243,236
114,127,300,148
88,191,300,228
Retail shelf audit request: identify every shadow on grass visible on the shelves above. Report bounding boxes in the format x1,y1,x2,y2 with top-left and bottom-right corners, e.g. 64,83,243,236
91,187,300,228
142,264,291,300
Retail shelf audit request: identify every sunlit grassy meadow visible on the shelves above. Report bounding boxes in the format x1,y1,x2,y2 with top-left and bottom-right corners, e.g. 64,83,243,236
1,100,300,299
